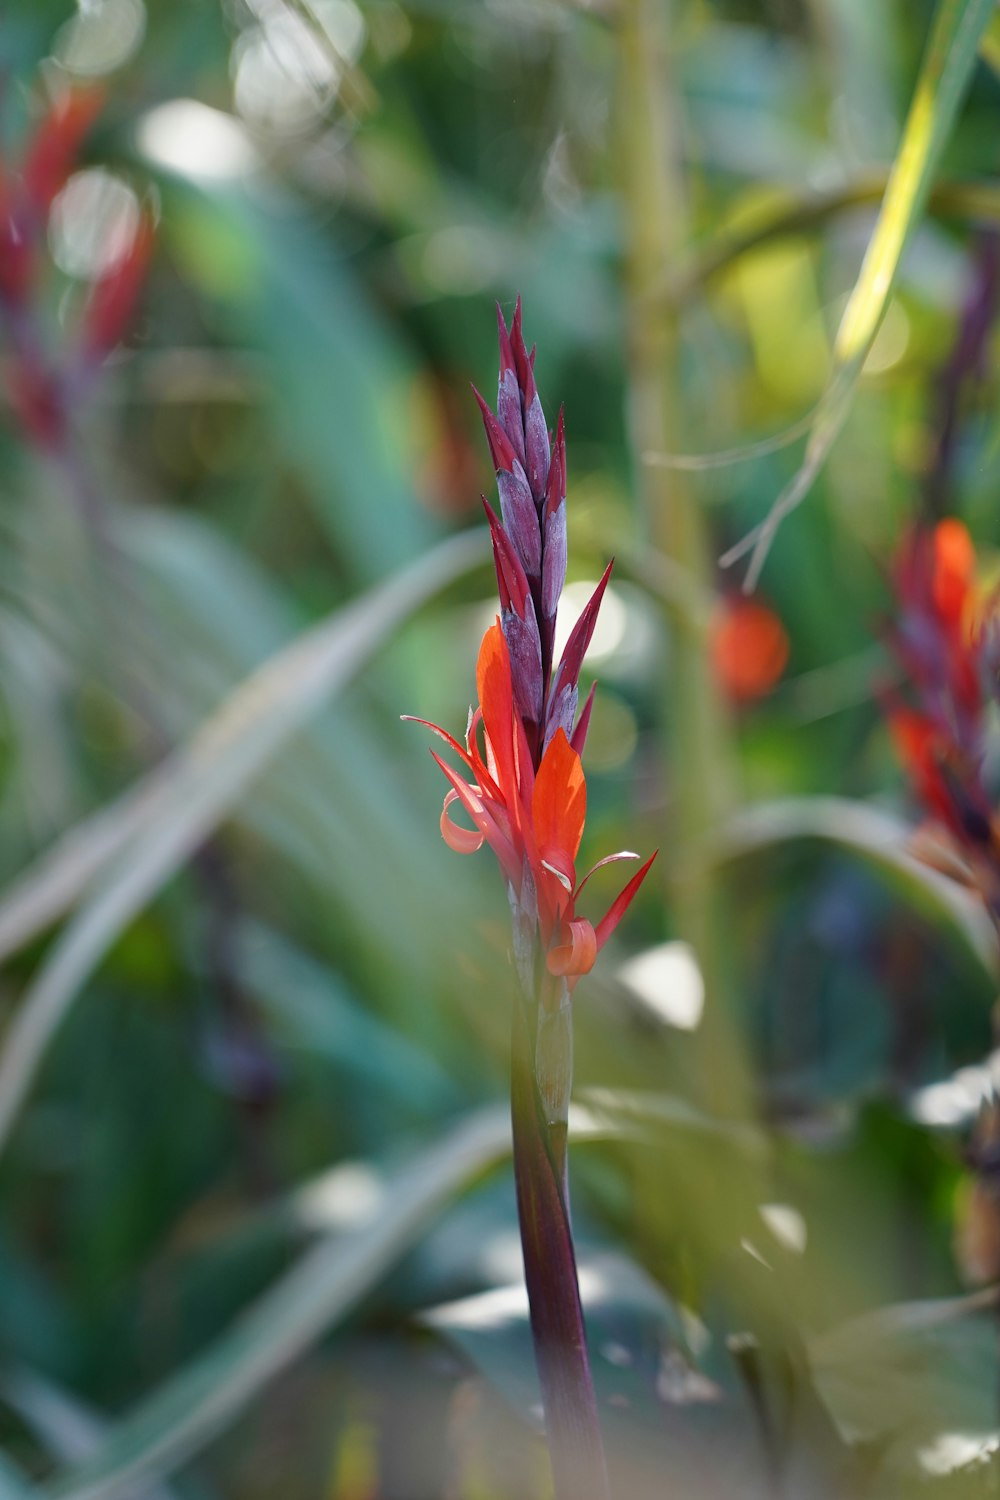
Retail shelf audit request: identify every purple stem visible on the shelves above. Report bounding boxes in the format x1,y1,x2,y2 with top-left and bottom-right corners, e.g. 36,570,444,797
510,984,611,1500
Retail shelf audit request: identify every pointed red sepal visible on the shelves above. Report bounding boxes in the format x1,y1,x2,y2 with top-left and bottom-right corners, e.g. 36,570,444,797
570,682,596,757
496,302,516,377
556,559,614,692
544,407,566,520
472,384,518,473
594,851,658,954
482,496,531,619
510,297,538,403
403,711,505,806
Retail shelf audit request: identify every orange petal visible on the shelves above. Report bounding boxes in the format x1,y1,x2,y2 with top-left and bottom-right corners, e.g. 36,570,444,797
547,917,598,978
476,623,517,803
533,727,586,864
440,789,485,854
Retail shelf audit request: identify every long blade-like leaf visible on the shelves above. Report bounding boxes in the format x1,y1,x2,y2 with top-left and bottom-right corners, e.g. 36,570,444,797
725,0,996,587
711,795,997,976
0,1453,32,1500
2,1369,178,1499
0,530,482,1158
41,1105,616,1500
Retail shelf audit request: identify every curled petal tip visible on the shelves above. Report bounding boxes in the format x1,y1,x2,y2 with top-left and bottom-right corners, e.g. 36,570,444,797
547,917,598,978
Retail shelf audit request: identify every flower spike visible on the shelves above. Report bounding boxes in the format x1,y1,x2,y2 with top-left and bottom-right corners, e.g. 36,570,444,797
406,301,651,982
404,299,654,1500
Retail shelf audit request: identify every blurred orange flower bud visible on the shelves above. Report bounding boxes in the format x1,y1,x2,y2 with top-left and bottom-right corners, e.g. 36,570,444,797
710,596,789,703
931,516,975,627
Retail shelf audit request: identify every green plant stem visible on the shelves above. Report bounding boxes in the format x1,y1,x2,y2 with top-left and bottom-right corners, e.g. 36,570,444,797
616,0,744,1110
510,970,610,1500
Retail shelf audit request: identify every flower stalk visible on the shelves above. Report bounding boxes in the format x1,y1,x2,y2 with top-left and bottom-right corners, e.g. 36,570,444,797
407,299,656,1499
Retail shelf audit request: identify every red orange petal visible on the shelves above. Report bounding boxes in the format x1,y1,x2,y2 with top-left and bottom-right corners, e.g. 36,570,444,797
532,727,586,864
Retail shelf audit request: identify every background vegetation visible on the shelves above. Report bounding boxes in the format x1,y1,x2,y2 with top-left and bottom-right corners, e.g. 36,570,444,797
1,0,1000,1495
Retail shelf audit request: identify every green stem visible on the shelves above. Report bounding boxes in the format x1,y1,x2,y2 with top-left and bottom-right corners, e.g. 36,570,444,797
616,0,745,1110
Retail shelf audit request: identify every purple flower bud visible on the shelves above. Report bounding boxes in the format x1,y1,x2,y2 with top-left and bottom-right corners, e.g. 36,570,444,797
484,497,543,737
496,304,525,466
498,464,541,577
483,497,530,616
541,409,567,621
473,384,518,473
474,384,541,579
504,605,544,729
543,678,578,752
544,408,566,520
523,394,550,507
542,505,567,622
509,302,550,504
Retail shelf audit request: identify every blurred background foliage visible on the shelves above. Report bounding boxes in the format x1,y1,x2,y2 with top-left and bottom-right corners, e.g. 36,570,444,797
0,0,999,1496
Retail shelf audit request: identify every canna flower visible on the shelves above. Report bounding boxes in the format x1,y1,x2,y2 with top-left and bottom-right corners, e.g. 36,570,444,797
884,518,1000,906
407,298,655,980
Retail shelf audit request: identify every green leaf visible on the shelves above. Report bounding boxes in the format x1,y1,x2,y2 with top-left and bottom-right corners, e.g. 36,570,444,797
980,11,1000,77
423,1249,778,1494
1,1368,180,1500
0,1451,33,1500
0,530,482,1158
237,920,458,1111
724,0,997,587
162,177,435,583
40,1106,618,1500
711,795,997,979
810,1289,999,1474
